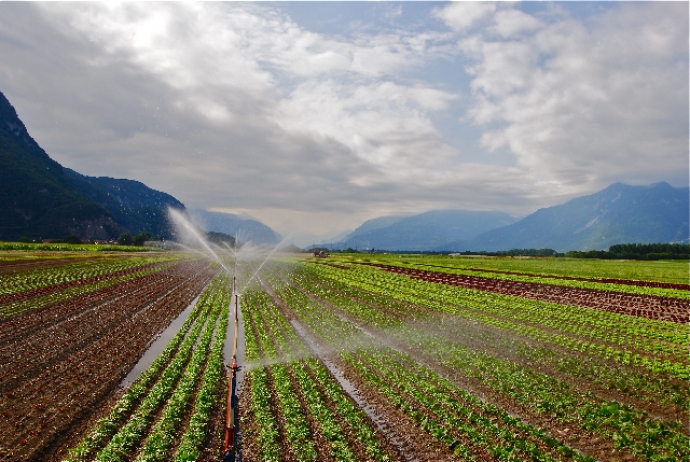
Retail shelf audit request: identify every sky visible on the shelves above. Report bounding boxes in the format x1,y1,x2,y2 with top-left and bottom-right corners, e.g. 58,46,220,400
0,1,687,245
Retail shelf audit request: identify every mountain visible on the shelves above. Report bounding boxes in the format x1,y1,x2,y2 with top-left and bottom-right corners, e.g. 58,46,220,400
325,228,354,243
0,91,119,240
339,210,517,251
345,215,408,240
0,90,189,241
189,209,281,245
64,168,184,239
457,182,689,252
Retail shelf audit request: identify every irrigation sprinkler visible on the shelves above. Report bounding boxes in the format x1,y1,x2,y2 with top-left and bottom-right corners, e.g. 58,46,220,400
221,236,285,461
223,251,241,461
167,208,245,460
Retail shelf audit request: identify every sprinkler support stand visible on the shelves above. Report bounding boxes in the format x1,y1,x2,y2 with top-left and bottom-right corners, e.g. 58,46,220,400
223,290,241,460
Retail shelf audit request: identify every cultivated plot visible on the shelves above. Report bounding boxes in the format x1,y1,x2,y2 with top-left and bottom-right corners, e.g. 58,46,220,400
1,252,687,462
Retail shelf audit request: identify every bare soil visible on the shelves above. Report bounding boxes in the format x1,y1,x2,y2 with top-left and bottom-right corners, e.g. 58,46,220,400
363,263,688,323
0,260,216,461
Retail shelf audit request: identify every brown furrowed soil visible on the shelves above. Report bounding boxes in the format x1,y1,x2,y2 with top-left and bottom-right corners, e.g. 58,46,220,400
418,263,690,290
0,258,102,275
363,263,688,323
0,260,166,306
0,259,217,461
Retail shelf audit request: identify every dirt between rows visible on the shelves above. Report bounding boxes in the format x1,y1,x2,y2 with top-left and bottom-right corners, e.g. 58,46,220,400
0,260,167,306
361,263,689,323
0,257,101,275
0,263,191,358
286,272,656,462
415,263,690,290
0,260,216,461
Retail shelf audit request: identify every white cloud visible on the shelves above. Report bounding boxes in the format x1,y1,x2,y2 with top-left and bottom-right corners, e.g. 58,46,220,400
0,2,686,237
435,2,496,32
491,9,542,39
450,2,688,192
1,3,465,223
275,79,459,181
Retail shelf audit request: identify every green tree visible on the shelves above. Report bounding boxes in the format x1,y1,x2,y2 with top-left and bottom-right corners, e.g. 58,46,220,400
118,233,133,245
133,232,152,246
63,235,82,244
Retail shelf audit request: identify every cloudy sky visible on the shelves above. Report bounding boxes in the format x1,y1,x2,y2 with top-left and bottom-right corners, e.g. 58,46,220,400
0,1,687,242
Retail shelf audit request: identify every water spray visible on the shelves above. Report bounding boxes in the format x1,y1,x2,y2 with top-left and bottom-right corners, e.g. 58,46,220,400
167,208,288,461
240,237,290,292
166,208,242,460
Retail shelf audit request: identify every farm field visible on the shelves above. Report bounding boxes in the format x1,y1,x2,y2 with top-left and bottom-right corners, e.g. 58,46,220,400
238,254,689,462
0,250,687,461
0,251,218,461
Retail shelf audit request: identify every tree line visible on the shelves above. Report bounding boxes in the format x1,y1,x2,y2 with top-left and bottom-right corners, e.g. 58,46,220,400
566,243,690,260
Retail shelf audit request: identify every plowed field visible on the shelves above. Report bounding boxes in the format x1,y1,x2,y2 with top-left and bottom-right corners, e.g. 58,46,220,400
0,255,216,461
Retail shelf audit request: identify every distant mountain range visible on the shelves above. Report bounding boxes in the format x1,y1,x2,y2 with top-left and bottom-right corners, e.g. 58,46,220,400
189,209,281,245
347,215,409,238
0,90,185,241
330,210,517,251
325,182,688,253
453,182,689,252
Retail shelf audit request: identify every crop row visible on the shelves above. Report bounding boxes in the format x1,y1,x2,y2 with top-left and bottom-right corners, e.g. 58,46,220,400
313,263,686,343
242,291,319,461
400,262,689,298
241,283,392,462
0,264,213,410
346,348,594,462
0,261,178,320
0,260,206,347
307,263,689,378
268,274,588,461
0,256,176,297
0,262,209,390
363,263,688,322
0,262,215,461
259,288,388,461
303,263,687,362
172,298,227,462
334,255,688,286
265,263,689,461
399,323,688,460
293,265,689,411
62,284,216,461
96,300,219,462
65,274,230,462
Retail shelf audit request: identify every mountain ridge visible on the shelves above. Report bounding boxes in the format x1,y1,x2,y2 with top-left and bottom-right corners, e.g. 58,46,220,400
0,89,187,241
332,210,517,251
64,168,185,239
444,182,689,252
0,91,119,240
